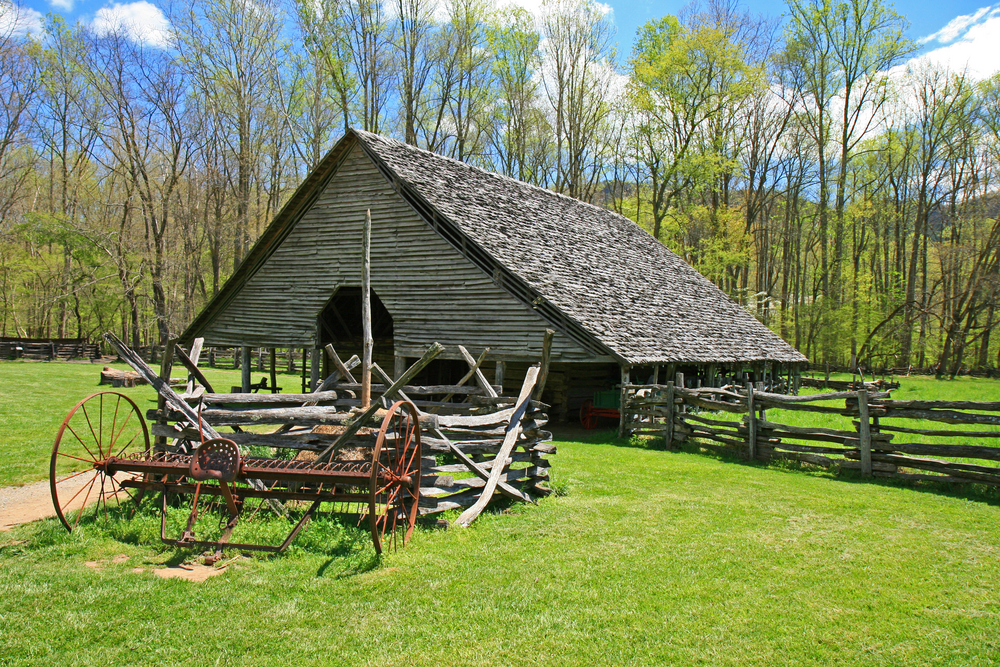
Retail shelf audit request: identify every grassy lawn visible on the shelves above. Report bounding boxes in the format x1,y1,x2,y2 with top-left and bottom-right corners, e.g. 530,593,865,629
1,362,1000,665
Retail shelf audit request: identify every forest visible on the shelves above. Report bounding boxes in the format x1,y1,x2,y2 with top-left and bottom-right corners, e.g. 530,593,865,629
0,0,998,376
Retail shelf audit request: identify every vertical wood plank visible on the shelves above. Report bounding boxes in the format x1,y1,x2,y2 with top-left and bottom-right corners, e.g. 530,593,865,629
495,360,506,393
858,389,872,477
185,337,205,395
301,348,307,393
310,348,321,392
269,348,277,393
747,382,757,460
241,346,251,393
361,208,373,409
617,365,630,439
156,339,176,449
394,355,406,382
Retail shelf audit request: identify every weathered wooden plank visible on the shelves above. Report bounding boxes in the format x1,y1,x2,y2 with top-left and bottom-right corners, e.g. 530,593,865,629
361,208,373,409
866,423,1000,438
871,441,1000,461
459,345,498,398
880,409,1000,426
455,365,539,527
877,399,1000,411
192,392,339,404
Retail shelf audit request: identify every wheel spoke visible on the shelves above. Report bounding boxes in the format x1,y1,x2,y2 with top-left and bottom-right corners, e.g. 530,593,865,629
82,401,102,460
71,473,100,530
64,424,99,462
59,470,100,511
55,466,99,484
111,408,138,454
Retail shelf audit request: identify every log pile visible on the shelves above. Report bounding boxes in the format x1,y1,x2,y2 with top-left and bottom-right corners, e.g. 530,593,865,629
622,382,1000,488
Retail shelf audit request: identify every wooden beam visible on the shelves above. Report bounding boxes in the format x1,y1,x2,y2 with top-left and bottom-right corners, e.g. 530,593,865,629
455,365,540,527
241,346,251,392
458,345,497,398
438,347,490,405
269,348,277,393
361,208,373,409
185,338,204,395
324,344,358,384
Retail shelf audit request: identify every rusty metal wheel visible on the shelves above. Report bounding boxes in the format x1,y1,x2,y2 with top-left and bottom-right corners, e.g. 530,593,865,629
580,399,598,429
50,392,150,532
369,400,421,554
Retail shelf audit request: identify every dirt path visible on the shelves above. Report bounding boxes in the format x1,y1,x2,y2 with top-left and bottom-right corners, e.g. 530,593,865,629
0,476,93,531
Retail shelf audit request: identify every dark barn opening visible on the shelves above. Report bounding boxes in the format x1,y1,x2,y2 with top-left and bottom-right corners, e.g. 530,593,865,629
317,287,395,371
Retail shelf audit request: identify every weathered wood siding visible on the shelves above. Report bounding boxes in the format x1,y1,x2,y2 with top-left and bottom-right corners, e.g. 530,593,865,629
198,145,604,363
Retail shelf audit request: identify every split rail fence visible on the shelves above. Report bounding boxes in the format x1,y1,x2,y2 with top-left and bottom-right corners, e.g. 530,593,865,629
623,382,1000,486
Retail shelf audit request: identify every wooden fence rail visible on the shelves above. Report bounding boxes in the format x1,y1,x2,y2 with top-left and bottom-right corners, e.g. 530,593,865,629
623,383,1000,487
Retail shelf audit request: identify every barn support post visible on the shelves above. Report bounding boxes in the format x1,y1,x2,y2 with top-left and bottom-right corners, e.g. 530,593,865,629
269,348,278,393
241,346,251,393
617,365,631,439
310,349,321,392
746,382,756,460
858,389,872,477
301,349,307,393
394,355,406,382
495,360,506,393
361,208,373,409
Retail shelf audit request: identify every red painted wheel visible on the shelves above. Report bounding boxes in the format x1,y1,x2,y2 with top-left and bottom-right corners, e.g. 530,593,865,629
580,399,598,429
369,400,421,554
50,392,150,532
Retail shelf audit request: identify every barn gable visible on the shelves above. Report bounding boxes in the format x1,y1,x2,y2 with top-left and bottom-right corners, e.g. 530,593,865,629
189,140,604,363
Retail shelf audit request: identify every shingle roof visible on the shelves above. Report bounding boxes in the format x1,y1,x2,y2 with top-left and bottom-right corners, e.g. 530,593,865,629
352,130,806,365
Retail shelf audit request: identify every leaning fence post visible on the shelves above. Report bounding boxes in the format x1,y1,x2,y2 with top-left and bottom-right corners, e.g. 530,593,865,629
665,381,675,448
858,389,872,477
747,382,756,460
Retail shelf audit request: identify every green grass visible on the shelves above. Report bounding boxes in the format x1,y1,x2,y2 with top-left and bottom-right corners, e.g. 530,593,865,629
2,363,1000,665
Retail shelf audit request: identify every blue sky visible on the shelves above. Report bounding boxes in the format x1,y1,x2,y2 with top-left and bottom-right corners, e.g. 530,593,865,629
5,0,1000,78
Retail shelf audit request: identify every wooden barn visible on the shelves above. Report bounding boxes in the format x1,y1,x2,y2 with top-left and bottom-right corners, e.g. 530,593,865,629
179,129,807,421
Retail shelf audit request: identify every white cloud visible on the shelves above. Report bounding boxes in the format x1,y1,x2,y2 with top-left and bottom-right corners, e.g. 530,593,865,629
0,1,44,37
91,1,172,48
49,0,73,11
919,6,993,45
910,11,1000,79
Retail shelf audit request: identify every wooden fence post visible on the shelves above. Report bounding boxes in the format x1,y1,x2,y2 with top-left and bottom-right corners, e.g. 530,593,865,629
310,348,321,392
269,348,278,393
617,365,631,439
665,381,675,448
858,389,872,477
241,346,251,392
747,382,756,460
